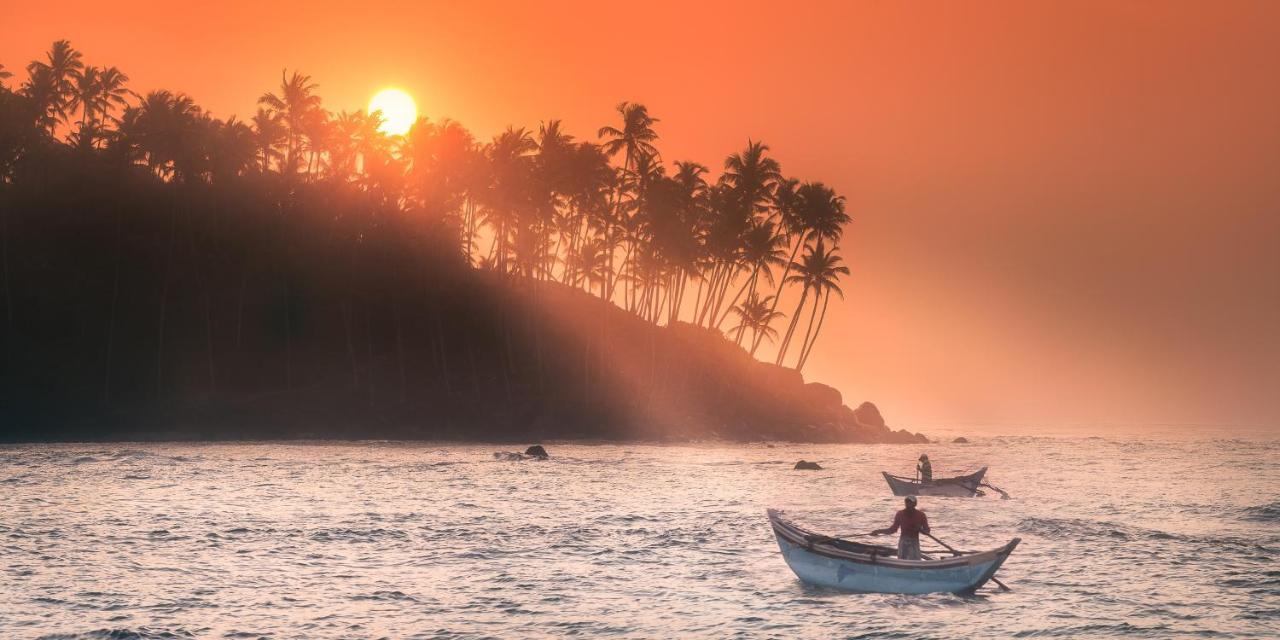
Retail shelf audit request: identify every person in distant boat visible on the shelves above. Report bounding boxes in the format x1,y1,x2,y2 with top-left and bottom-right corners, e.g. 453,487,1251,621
917,454,932,484
871,496,930,560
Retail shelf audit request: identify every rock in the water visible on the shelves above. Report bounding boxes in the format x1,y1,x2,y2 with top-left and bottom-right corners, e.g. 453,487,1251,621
794,460,823,470
953,437,969,443
524,445,549,459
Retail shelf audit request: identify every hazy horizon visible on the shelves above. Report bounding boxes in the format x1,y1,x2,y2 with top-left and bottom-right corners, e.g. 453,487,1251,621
6,0,1277,428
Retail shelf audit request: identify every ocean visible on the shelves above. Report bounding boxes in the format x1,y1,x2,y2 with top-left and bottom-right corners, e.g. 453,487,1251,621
2,430,1276,638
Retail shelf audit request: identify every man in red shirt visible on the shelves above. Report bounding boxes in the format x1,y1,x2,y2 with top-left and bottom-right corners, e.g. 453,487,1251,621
871,496,930,560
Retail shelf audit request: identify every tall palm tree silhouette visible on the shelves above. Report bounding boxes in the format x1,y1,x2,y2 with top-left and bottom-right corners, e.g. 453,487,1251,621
67,66,102,148
250,107,285,172
752,181,848,356
24,40,83,132
258,70,322,178
118,90,207,181
775,240,849,370
597,102,659,299
481,126,538,274
726,219,788,343
698,141,781,328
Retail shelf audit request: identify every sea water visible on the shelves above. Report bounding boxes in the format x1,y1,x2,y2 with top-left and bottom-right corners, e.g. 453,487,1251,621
1,431,1276,638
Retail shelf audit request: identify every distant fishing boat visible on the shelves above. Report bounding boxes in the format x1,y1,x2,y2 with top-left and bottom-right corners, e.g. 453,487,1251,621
767,509,1018,594
882,466,989,497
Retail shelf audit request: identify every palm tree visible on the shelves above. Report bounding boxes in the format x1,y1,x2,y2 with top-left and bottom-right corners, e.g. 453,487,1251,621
597,102,659,169
698,141,781,328
752,181,848,356
258,70,322,177
775,240,849,370
724,219,787,341
557,142,613,286
251,107,285,171
117,90,208,181
479,126,537,274
67,66,103,149
403,117,482,260
298,107,331,179
730,293,785,348
324,110,363,180
24,40,83,132
597,102,659,299
209,117,258,182
721,140,781,220
0,63,12,88
87,67,133,149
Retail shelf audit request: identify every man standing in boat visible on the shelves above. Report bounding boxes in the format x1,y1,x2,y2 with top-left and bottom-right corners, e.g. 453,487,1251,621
871,496,930,560
917,454,933,484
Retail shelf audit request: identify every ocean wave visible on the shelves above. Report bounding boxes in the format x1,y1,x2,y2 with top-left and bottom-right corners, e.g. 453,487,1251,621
352,590,418,602
309,527,409,543
1015,517,1274,553
36,628,197,640
1016,517,1184,543
1240,502,1280,522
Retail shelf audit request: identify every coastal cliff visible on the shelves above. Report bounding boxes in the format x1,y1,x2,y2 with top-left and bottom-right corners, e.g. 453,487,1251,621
0,156,925,444
0,226,924,443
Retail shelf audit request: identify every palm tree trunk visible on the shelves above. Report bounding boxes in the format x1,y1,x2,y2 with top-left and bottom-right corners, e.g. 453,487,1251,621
707,266,736,329
343,298,358,386
753,236,804,355
236,254,248,351
2,205,14,354
206,291,217,393
155,191,178,399
695,264,721,326
721,261,762,334
794,289,822,370
365,307,376,407
434,311,452,395
775,288,809,366
395,302,406,404
691,273,705,325
283,278,292,390
797,290,831,372
102,212,121,404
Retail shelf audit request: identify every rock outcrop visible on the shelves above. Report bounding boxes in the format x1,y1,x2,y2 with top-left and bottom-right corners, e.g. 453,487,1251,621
793,460,823,470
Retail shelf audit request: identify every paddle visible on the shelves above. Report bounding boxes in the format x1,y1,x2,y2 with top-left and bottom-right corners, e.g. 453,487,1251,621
980,482,1011,500
925,532,1011,592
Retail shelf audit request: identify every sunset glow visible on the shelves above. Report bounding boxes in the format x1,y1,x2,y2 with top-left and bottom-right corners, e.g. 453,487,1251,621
368,88,417,135
2,3,1278,638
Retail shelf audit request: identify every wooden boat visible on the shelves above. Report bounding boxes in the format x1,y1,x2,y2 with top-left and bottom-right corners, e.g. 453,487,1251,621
767,509,1018,594
882,466,988,497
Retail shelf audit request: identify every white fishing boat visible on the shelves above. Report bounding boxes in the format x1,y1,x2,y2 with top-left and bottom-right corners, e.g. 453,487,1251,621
882,466,988,497
767,509,1018,594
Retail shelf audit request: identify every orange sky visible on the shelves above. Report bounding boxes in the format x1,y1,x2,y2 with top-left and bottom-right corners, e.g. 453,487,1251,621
5,1,1278,429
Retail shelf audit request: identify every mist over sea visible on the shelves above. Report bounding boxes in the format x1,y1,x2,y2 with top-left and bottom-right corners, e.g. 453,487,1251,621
2,431,1276,638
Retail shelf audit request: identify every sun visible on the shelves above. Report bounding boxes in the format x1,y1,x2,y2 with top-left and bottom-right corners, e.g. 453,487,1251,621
368,88,417,136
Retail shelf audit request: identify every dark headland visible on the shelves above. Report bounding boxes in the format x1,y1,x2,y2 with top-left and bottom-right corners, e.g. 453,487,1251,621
0,44,927,444
0,219,925,443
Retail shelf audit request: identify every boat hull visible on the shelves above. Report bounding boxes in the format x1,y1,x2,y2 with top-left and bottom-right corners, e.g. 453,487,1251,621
768,509,1017,595
882,467,988,497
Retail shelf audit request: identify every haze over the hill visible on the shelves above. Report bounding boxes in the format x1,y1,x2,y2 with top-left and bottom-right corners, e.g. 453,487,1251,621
6,1,1276,428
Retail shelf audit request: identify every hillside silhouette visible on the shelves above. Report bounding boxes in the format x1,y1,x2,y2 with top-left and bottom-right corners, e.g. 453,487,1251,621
0,41,925,443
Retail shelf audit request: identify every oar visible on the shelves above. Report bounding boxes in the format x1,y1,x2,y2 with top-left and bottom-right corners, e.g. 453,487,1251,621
981,482,1011,500
925,532,1011,592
